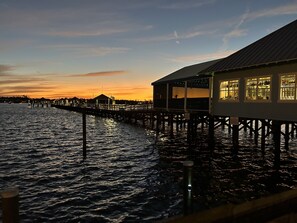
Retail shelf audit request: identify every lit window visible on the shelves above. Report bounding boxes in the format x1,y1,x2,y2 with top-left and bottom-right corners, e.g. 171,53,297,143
245,76,271,101
280,74,296,100
219,80,239,101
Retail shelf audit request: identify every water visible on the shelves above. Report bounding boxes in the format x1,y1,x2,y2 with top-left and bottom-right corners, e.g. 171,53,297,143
1,104,297,222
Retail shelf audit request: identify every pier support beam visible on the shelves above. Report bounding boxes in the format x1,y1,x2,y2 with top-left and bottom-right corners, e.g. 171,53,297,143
232,124,239,154
250,120,253,136
1,188,19,223
83,113,87,159
208,115,215,148
285,123,290,151
272,121,281,169
261,119,266,153
254,119,259,145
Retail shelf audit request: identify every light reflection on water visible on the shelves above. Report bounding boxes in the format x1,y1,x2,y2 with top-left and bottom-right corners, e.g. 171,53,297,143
0,103,297,222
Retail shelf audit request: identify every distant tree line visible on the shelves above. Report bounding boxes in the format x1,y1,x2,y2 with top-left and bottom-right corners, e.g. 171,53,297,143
0,96,30,103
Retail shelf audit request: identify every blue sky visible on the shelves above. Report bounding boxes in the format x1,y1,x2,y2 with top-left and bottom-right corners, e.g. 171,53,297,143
0,0,296,99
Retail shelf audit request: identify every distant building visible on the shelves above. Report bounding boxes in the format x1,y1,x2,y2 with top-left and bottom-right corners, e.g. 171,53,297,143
152,59,220,112
152,19,297,121
93,94,113,104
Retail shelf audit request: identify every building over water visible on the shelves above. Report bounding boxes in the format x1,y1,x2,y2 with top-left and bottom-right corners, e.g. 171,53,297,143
152,19,297,122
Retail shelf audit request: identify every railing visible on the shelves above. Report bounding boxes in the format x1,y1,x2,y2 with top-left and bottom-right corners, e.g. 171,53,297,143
153,98,209,111
97,103,153,111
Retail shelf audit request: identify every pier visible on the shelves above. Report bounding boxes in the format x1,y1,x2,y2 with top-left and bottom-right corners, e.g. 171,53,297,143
52,104,296,169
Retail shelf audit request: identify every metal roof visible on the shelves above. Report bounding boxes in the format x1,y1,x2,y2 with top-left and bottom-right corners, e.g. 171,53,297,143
203,19,297,73
152,59,221,85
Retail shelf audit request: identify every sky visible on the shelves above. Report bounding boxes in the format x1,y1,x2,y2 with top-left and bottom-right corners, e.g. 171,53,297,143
0,0,297,100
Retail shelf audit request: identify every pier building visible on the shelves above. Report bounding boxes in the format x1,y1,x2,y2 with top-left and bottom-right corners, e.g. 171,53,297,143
152,19,297,122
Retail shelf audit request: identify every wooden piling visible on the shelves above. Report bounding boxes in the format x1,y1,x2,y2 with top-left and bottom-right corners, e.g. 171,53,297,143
83,113,87,158
261,120,266,153
228,117,231,134
291,123,294,138
249,120,253,136
156,113,160,133
254,119,259,145
232,124,239,154
208,115,215,148
285,123,289,151
172,114,175,136
1,188,19,223
243,119,247,132
272,121,281,169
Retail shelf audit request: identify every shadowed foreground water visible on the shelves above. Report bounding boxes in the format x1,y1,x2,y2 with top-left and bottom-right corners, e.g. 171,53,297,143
0,104,297,222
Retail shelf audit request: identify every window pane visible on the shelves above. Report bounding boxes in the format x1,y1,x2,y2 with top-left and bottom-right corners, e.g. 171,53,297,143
246,77,271,101
246,78,257,100
220,80,238,100
220,81,229,100
258,77,271,100
280,75,295,100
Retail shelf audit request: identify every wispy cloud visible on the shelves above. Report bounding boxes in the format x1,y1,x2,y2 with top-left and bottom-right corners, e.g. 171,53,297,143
221,8,249,50
168,50,235,63
0,64,16,75
46,28,128,37
159,0,215,9
41,44,130,57
0,78,46,85
0,85,57,95
247,2,297,20
136,29,213,43
68,70,126,77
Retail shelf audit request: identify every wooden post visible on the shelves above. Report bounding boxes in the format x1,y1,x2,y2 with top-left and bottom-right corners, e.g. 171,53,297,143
208,115,215,148
291,123,294,138
170,113,174,137
176,114,179,132
162,113,165,131
1,188,19,223
187,114,192,143
250,120,253,136
183,161,193,216
151,113,154,129
156,113,160,133
83,113,87,159
254,119,259,146
261,120,266,153
221,117,225,130
285,123,289,151
230,117,239,154
272,121,281,169
243,119,247,132
228,117,231,134
232,124,239,154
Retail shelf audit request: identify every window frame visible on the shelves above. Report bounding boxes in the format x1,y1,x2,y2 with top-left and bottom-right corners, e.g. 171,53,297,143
218,79,240,102
279,73,297,102
244,75,272,102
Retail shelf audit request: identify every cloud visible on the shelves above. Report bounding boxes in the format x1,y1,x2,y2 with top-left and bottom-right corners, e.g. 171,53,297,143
41,44,130,57
220,8,249,50
247,2,297,20
0,64,16,76
0,77,46,85
46,28,128,37
168,50,235,63
159,0,215,9
68,70,126,77
1,85,57,95
136,30,213,43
